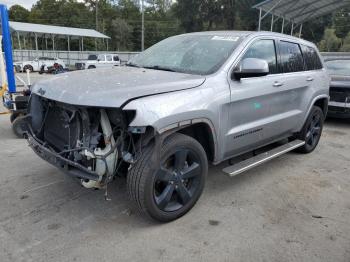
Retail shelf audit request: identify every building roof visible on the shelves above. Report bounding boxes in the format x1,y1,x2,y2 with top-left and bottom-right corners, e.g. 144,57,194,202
253,0,350,25
9,21,110,39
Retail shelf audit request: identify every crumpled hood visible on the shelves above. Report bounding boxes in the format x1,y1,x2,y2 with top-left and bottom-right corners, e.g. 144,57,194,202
31,67,206,107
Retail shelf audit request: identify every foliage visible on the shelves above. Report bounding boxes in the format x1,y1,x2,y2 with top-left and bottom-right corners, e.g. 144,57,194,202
8,4,30,22
340,32,350,52
319,28,341,52
7,0,350,52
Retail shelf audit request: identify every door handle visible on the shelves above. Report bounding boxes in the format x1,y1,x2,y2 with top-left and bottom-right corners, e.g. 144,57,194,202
306,77,314,82
273,81,284,87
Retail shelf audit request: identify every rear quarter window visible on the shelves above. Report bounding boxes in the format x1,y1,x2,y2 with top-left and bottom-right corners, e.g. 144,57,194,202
279,41,305,73
301,45,323,70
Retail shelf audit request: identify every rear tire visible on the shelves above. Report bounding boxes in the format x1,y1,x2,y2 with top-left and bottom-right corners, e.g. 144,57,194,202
88,65,96,69
127,133,208,222
296,106,324,154
12,115,27,138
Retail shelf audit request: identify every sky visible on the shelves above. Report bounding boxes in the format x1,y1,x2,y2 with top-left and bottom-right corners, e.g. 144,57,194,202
2,0,38,10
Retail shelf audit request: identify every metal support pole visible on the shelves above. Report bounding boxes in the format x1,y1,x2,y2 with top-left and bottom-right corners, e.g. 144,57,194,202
258,8,262,31
35,33,38,51
52,35,55,51
82,37,84,52
106,39,108,51
281,17,285,34
0,4,16,93
95,38,97,51
270,14,274,32
45,36,48,50
17,31,21,50
67,36,70,66
299,24,303,38
291,23,294,35
141,0,145,51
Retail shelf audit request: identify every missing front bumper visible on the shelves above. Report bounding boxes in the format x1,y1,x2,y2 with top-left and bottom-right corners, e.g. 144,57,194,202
27,133,100,181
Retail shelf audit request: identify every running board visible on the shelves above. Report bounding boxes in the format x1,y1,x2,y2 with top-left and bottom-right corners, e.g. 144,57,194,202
222,140,305,177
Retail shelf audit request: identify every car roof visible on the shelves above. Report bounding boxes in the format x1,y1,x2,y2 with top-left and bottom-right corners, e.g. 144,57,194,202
181,31,317,48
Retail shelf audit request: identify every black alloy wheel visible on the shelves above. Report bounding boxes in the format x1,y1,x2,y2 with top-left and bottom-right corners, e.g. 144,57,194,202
127,133,208,222
154,148,202,212
297,106,324,153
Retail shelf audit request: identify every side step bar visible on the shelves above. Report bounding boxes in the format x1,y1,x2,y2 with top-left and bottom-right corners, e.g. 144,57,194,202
222,140,305,177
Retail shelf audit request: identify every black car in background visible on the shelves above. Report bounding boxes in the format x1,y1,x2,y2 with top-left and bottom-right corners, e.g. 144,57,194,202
325,58,350,118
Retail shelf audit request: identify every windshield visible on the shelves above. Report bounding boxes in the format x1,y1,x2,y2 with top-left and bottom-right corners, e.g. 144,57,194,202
326,60,350,76
128,34,242,75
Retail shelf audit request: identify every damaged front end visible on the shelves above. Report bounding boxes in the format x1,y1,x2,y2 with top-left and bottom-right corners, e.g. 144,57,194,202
26,94,146,189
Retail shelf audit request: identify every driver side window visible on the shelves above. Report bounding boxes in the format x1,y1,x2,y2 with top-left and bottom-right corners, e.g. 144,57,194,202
242,39,278,74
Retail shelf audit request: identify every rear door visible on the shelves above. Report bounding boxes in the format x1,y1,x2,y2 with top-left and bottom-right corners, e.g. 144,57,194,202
275,40,315,133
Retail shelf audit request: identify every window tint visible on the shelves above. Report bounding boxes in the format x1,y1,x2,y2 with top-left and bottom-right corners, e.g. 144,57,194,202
113,55,120,61
301,45,323,70
242,39,278,74
88,54,97,60
279,41,304,73
106,55,113,62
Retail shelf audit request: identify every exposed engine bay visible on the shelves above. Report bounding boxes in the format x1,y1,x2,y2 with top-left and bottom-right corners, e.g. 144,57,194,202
27,94,150,190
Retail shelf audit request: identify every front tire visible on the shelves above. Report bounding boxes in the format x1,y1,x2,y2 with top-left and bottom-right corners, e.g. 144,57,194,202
127,133,208,222
23,65,33,73
296,106,324,154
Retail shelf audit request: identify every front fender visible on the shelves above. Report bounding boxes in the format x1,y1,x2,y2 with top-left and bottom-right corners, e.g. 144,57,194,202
123,88,218,133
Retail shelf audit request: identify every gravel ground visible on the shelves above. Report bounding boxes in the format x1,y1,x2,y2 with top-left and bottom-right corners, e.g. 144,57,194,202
0,74,349,262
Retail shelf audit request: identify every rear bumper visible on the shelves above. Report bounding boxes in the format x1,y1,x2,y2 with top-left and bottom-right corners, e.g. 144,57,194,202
27,133,100,181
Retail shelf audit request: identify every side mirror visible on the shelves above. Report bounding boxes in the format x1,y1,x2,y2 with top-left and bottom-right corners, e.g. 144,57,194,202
233,58,269,80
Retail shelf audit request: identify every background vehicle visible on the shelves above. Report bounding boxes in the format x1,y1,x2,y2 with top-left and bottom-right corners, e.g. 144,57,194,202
14,57,65,72
75,53,120,70
26,32,329,222
325,58,350,118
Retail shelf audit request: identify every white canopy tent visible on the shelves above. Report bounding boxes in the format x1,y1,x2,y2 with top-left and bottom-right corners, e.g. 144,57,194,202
9,21,110,51
253,0,350,36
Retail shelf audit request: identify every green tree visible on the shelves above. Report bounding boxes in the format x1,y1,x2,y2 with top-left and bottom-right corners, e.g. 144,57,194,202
109,18,133,50
319,28,341,52
9,4,30,22
340,32,350,52
333,7,350,39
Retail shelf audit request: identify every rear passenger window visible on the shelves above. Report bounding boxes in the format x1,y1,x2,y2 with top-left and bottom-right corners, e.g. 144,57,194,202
106,55,113,62
242,39,278,74
301,45,323,70
279,41,304,73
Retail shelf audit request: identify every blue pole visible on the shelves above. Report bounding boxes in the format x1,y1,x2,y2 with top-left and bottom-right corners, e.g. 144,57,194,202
0,4,16,93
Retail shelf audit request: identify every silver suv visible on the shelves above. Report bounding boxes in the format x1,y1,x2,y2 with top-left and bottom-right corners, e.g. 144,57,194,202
26,31,329,222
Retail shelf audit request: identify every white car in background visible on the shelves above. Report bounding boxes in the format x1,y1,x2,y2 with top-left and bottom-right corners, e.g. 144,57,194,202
75,53,121,70
14,57,66,72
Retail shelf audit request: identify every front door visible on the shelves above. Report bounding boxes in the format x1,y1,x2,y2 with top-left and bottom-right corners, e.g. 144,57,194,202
225,38,289,158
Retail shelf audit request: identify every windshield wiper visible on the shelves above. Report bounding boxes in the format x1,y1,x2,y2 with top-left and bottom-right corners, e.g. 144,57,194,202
143,65,176,72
